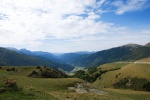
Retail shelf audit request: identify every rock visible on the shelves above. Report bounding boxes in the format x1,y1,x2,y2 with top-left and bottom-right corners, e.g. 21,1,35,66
68,87,75,90
75,88,87,93
85,82,91,87
76,83,84,88
89,89,108,95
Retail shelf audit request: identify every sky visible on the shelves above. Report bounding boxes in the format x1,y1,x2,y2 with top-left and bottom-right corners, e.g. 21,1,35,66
0,0,150,53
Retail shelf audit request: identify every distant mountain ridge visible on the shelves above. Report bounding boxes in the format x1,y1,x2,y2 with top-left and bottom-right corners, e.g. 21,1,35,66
2,42,150,70
122,44,142,48
145,42,150,47
57,42,150,68
0,47,74,71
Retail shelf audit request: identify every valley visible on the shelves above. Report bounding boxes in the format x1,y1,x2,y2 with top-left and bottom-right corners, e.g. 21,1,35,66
1,0,150,99
0,43,150,100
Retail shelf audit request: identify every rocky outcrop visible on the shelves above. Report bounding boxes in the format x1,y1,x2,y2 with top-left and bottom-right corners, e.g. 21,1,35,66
68,82,108,95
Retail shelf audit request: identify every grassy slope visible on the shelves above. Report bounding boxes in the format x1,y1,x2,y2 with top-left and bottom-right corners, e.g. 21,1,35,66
137,57,150,62
0,66,150,100
93,61,150,88
0,66,84,100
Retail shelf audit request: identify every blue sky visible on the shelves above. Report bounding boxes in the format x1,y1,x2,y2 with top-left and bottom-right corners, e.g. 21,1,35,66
0,0,150,53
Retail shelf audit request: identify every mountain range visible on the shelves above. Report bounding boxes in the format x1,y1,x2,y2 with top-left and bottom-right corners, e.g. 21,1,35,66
0,42,150,71
57,42,150,68
0,47,74,71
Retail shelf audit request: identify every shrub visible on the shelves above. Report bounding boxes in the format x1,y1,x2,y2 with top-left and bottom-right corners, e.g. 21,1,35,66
31,71,38,75
114,77,150,91
6,68,16,71
2,78,19,91
115,75,118,78
88,68,97,74
0,87,6,93
36,66,41,69
28,71,39,77
74,70,85,78
142,82,150,91
4,78,17,87
39,69,43,71
6,69,10,71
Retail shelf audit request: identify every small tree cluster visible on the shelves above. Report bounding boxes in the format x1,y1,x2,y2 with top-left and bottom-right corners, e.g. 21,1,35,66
6,68,17,72
28,70,38,77
74,67,122,83
36,66,41,69
28,67,67,78
41,69,67,78
143,82,150,91
113,77,150,91
88,67,97,74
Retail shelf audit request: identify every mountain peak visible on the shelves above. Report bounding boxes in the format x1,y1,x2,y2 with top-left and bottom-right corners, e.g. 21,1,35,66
145,42,150,47
6,47,18,51
122,43,142,48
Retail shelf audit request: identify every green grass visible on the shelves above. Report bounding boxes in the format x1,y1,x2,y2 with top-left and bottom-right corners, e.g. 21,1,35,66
93,62,150,88
97,63,129,70
137,57,150,62
0,91,58,100
105,88,150,100
0,66,150,100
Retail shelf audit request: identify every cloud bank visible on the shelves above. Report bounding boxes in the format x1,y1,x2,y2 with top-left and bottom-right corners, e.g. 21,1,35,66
0,0,149,52
112,0,149,15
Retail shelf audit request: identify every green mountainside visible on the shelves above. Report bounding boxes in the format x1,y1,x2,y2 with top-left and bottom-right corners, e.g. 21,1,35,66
1,42,150,71
145,42,150,47
58,44,150,68
92,61,150,90
74,58,150,91
0,47,74,71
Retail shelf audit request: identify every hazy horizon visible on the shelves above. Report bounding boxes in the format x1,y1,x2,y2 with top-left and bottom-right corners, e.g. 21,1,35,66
0,0,150,52
2,42,149,53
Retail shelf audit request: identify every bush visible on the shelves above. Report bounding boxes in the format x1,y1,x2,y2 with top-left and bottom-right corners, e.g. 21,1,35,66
6,68,16,71
114,77,150,91
36,66,41,69
28,71,39,77
142,82,150,91
88,68,97,74
41,70,65,78
74,70,85,78
1,78,19,92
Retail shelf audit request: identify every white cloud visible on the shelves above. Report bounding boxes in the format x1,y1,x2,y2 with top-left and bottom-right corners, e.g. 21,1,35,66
0,0,149,52
112,0,148,15
0,0,120,43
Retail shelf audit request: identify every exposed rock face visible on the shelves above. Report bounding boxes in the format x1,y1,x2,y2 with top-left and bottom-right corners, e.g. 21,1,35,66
75,88,87,93
68,87,76,91
89,89,108,95
76,83,84,88
68,82,108,95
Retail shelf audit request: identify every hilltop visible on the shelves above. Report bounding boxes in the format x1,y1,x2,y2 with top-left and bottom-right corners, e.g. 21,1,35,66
145,42,150,47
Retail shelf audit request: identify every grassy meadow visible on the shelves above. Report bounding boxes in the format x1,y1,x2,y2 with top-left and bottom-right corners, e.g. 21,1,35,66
0,64,150,100
93,62,150,88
